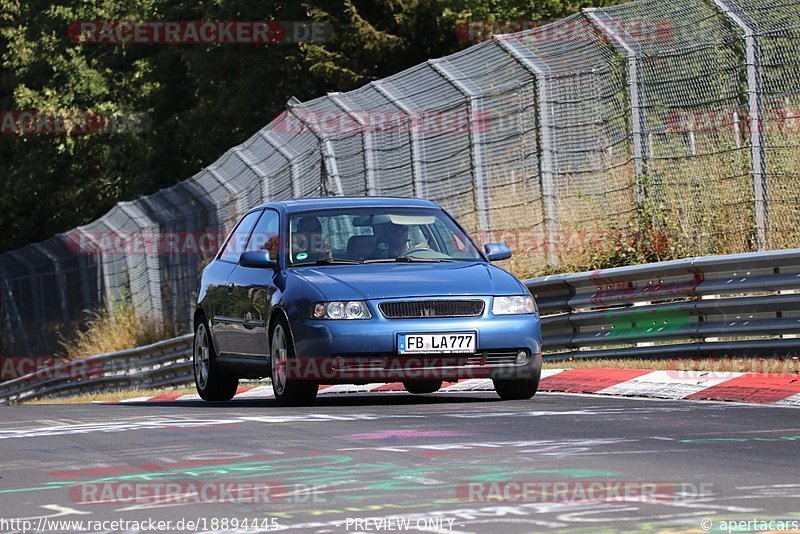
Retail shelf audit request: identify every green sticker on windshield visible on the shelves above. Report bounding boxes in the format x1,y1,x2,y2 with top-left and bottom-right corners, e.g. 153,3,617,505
296,252,308,260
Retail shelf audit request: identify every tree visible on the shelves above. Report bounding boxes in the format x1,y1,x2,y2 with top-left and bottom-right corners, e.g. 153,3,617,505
301,0,459,89
0,0,320,252
0,0,630,253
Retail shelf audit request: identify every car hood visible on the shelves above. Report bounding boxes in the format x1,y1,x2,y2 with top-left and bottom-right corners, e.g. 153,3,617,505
289,261,526,301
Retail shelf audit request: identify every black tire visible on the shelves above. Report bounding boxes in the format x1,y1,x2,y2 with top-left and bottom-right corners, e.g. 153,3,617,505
193,319,239,401
403,380,443,394
493,375,540,401
269,316,319,406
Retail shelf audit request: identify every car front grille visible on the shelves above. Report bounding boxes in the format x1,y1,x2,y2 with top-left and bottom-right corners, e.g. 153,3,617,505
379,300,485,319
465,351,519,365
332,350,523,370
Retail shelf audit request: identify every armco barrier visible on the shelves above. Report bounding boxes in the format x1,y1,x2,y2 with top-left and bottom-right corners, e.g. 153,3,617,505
526,249,800,360
0,334,193,405
3,249,800,404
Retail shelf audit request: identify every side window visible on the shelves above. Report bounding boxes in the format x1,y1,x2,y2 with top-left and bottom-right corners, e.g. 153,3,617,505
219,210,262,263
246,209,280,260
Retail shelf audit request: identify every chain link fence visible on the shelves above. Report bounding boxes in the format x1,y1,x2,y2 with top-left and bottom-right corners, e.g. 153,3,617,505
1,0,799,357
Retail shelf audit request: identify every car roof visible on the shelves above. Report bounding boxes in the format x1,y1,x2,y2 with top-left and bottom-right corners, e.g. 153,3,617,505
255,197,441,213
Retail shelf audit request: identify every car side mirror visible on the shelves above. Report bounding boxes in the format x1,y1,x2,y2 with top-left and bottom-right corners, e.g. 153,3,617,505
484,242,512,261
239,250,278,269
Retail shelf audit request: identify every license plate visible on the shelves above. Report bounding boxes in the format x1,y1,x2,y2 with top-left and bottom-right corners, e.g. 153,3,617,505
398,332,476,354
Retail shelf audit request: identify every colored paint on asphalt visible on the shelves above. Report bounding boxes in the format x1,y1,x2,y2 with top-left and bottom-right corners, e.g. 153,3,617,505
345,429,472,440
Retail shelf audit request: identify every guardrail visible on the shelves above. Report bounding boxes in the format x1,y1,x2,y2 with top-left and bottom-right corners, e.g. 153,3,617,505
3,248,800,404
0,334,193,405
526,249,800,360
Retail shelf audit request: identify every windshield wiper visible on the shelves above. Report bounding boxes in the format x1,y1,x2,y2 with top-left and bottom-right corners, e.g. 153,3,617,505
362,257,456,263
294,257,459,266
292,258,362,266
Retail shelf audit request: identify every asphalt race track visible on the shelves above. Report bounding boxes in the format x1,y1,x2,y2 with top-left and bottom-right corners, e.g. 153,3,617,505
1,393,799,533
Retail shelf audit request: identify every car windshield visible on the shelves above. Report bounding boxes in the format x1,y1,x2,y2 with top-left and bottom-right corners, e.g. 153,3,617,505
287,208,484,265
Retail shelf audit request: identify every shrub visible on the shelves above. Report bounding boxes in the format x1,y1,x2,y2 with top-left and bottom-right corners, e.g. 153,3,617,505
60,302,169,360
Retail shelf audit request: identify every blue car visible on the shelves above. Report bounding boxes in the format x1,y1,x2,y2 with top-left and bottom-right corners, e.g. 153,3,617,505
193,197,542,404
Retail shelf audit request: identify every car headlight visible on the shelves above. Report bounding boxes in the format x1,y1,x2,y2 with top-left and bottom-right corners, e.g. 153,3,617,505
312,301,372,320
492,295,537,315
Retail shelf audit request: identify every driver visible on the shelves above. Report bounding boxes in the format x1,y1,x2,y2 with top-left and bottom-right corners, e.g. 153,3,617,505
370,221,409,259
293,216,331,262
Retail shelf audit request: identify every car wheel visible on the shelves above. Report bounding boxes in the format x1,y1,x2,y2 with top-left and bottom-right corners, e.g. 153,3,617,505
270,316,319,405
194,319,239,401
493,375,540,401
402,380,443,394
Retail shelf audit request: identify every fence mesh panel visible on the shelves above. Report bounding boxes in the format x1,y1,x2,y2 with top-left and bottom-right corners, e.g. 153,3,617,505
374,63,478,230
728,0,800,249
240,127,292,201
292,96,369,197
214,149,265,212
1,0,799,356
511,14,637,267
3,248,54,353
139,185,206,334
334,84,417,197
437,40,545,275
594,0,754,254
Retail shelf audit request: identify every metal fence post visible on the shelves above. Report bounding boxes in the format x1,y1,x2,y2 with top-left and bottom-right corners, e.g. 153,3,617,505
0,274,31,355
75,227,114,310
233,146,271,202
206,165,244,226
496,35,559,266
429,58,492,236
710,0,769,250
372,80,426,199
76,251,93,311
585,9,648,203
117,203,164,323
7,252,45,353
32,244,69,328
329,92,378,197
287,98,344,197
261,130,303,198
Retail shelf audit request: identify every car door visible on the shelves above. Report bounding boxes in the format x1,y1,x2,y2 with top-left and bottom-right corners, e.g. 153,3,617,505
210,209,263,356
226,208,281,358
202,261,237,357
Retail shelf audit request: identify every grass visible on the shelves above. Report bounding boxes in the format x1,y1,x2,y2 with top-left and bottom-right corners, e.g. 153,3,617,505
20,386,199,405
19,379,270,405
60,301,171,360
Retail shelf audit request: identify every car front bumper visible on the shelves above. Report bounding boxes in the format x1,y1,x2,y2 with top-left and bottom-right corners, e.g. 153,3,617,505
287,297,542,383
